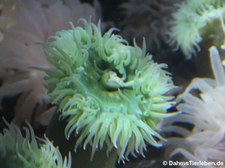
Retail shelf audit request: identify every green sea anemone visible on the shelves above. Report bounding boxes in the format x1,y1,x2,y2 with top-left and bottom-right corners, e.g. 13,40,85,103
0,119,71,168
168,0,225,58
43,19,175,162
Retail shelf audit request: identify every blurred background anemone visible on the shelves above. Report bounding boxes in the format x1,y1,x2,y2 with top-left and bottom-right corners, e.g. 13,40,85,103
0,0,100,127
168,0,225,59
118,0,186,54
0,119,71,168
167,0,225,79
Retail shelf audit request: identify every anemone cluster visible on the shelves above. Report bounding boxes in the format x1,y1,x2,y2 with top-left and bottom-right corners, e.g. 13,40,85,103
2,0,225,167
43,19,175,162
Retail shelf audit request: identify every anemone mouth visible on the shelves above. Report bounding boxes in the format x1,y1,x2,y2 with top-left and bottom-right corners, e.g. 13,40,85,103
44,19,175,161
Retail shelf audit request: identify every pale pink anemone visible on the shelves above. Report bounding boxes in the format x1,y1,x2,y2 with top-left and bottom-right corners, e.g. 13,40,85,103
0,0,100,126
160,47,225,166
